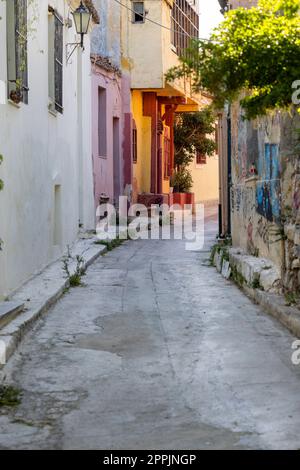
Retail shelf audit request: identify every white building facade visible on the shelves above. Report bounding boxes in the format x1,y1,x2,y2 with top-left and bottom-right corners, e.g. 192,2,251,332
0,0,97,298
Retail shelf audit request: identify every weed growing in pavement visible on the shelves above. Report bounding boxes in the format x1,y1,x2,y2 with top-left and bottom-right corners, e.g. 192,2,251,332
62,247,86,287
0,385,21,408
94,236,125,252
285,291,299,307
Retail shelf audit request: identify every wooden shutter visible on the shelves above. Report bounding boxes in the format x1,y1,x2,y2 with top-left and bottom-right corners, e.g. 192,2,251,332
54,12,63,113
15,0,28,103
164,127,171,179
132,120,137,163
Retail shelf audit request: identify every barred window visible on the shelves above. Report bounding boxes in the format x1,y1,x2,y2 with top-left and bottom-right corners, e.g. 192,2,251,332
48,7,63,114
7,0,28,104
171,0,199,57
54,14,63,113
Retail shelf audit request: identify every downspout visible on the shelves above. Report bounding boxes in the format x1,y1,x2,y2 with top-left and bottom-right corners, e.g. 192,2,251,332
227,104,232,236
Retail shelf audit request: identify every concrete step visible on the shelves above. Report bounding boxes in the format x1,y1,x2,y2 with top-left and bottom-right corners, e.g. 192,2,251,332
0,301,25,329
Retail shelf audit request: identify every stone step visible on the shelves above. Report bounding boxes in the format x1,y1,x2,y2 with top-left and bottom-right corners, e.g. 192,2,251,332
0,301,25,330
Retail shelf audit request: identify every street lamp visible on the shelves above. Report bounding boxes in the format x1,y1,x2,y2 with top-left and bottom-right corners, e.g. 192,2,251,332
72,1,91,48
66,1,91,63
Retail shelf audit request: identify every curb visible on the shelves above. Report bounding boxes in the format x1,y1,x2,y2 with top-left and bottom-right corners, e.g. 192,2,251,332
212,245,300,338
213,252,300,339
243,285,300,338
0,238,107,373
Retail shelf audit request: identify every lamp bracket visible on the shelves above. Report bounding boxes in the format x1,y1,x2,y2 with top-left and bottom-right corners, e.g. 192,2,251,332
66,42,81,65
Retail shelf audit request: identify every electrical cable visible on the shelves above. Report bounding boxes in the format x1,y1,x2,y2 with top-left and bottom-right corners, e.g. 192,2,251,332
113,0,214,42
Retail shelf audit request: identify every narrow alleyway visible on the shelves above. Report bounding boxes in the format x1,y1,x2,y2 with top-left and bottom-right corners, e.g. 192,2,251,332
1,207,300,450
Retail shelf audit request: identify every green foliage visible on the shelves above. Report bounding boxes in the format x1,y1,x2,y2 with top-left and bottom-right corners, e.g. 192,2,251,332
231,265,246,288
251,277,262,289
166,0,300,119
285,291,299,306
62,248,86,287
170,168,193,193
210,243,221,266
0,385,21,408
174,109,216,168
94,236,125,251
210,242,231,266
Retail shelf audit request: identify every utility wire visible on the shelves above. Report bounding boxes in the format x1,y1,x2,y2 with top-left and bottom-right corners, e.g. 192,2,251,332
113,0,214,42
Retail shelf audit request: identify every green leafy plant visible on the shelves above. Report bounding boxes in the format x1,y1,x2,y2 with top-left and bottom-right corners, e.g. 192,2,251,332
0,385,21,408
166,0,300,119
251,278,262,289
171,108,216,193
231,265,246,288
62,248,86,287
94,236,125,251
170,167,193,193
174,109,216,168
285,291,299,306
210,243,222,266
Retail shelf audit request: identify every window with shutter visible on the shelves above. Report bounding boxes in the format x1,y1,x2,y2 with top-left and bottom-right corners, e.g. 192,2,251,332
171,0,199,58
132,120,137,163
48,8,63,114
54,13,63,113
7,0,28,104
164,127,171,179
132,2,145,23
196,152,207,165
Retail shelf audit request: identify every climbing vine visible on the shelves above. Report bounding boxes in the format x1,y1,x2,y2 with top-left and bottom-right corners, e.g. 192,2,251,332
166,0,300,119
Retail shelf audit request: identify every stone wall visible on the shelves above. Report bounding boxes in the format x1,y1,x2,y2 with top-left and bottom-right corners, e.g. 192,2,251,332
230,103,300,292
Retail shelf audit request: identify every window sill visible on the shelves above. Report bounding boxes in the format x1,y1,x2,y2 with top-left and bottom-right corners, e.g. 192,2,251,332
8,99,21,109
48,107,57,117
171,45,177,55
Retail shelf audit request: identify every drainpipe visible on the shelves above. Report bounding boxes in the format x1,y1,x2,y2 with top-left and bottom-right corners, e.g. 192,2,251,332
218,115,223,238
227,105,232,236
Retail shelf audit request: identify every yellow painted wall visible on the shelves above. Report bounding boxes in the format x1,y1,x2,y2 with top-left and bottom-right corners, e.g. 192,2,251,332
122,0,164,89
189,154,219,203
132,90,152,201
121,0,199,104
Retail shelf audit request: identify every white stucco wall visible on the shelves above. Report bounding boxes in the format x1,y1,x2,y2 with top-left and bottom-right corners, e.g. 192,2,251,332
0,0,95,298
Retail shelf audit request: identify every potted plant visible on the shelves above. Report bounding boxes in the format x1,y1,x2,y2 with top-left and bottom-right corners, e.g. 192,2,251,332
170,168,194,208
170,168,193,194
9,89,23,104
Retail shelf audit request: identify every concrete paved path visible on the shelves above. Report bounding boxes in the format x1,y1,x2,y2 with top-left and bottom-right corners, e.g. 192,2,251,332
1,207,300,449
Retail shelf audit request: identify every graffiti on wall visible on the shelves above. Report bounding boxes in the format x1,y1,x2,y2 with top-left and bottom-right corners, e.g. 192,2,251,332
231,185,256,218
256,216,269,246
256,143,281,223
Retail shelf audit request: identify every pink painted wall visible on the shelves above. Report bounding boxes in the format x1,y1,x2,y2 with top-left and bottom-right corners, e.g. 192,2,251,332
91,64,123,207
121,72,133,193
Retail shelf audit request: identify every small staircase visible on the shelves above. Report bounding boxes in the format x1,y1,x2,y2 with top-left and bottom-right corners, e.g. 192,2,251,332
0,301,25,330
